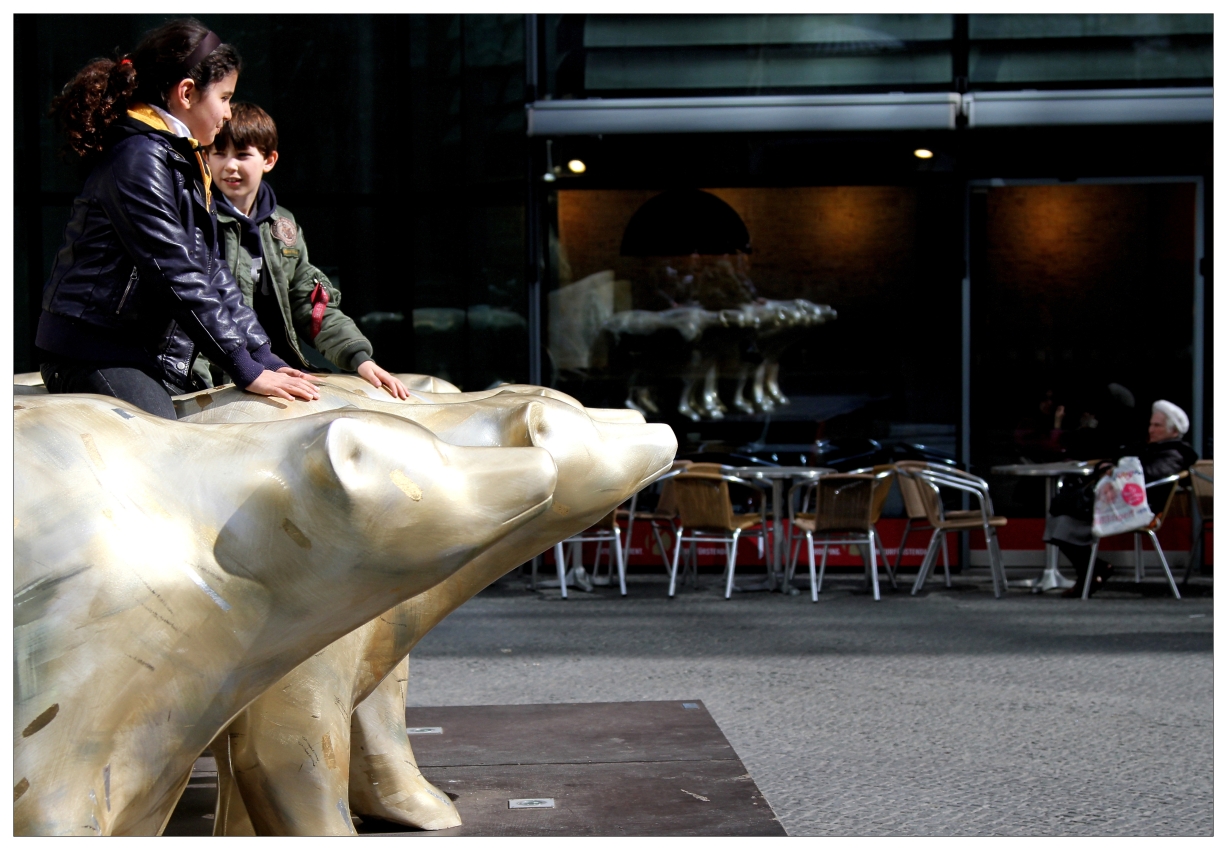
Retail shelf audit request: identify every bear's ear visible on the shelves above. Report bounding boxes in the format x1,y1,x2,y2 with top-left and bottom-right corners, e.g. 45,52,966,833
324,416,365,479
316,415,390,500
505,401,547,448
318,414,438,505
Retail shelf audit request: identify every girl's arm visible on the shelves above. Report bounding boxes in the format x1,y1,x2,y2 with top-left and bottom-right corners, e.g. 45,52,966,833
210,249,299,374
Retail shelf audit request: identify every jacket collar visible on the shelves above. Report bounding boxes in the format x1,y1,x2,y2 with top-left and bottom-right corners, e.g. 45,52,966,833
126,103,200,148
126,103,214,212
216,180,278,225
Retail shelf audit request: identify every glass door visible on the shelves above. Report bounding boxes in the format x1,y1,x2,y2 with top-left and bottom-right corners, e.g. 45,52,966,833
969,177,1204,517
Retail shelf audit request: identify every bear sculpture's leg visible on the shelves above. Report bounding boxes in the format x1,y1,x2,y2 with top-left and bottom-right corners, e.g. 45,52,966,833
210,730,256,836
226,647,361,836
347,658,461,829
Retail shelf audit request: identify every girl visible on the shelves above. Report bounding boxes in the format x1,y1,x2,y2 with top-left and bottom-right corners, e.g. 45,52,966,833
37,18,319,418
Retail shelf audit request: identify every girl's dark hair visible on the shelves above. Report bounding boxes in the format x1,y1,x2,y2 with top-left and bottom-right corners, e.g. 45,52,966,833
50,18,241,159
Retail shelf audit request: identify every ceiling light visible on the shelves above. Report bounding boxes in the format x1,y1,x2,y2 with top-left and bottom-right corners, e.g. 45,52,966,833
567,159,587,174
913,148,934,159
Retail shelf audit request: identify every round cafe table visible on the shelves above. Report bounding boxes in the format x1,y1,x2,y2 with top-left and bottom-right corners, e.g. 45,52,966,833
729,466,835,591
990,461,1095,592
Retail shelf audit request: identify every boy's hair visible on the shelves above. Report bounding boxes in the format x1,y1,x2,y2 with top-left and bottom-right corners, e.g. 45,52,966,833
213,101,278,156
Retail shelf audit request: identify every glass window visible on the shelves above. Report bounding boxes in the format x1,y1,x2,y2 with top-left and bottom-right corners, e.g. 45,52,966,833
544,13,957,97
544,152,963,469
538,13,1212,100
968,14,1212,88
971,181,1198,514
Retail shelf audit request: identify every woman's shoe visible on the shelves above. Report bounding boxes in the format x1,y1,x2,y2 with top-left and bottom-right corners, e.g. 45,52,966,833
1062,563,1115,598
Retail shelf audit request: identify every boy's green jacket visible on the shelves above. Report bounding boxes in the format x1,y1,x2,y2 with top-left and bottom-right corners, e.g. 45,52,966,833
198,188,373,384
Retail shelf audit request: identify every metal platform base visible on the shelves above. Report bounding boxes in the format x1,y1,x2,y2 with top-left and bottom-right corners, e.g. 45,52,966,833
164,700,784,837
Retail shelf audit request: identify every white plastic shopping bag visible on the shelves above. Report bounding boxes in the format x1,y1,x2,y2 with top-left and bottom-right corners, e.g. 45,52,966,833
1092,456,1155,538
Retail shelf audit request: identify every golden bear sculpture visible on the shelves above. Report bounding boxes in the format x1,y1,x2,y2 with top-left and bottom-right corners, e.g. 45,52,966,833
174,382,676,835
13,393,559,836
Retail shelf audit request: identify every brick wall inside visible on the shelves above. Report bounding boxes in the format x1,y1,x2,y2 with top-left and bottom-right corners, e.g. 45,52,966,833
556,186,919,310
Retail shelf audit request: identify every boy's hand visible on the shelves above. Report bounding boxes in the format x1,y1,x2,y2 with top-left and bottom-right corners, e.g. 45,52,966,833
357,360,410,400
276,366,322,383
246,369,321,401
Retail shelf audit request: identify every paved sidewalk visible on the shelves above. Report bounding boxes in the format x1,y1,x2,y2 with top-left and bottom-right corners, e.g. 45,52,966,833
405,570,1213,836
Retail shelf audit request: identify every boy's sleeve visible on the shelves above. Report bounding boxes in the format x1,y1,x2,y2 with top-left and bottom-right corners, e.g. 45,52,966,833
284,221,375,372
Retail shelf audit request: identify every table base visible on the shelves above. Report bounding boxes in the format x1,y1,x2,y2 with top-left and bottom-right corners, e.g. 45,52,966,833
1010,571,1077,592
1009,542,1077,592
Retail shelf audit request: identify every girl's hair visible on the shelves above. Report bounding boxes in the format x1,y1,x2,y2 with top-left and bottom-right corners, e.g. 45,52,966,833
50,18,241,159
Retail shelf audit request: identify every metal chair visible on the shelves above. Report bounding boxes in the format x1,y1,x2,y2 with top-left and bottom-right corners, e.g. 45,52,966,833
785,468,895,601
1082,470,1188,600
615,460,692,572
892,460,959,585
667,468,771,599
1182,460,1212,586
910,467,1009,598
553,508,626,598
548,462,694,599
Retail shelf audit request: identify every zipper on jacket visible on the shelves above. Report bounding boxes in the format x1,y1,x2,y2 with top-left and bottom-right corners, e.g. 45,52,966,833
116,267,138,314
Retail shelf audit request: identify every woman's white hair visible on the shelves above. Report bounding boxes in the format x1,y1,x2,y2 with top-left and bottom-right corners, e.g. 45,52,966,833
1152,399,1189,437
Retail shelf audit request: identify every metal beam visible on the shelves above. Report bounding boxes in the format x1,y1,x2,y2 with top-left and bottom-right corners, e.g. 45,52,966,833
1192,177,1205,456
527,92,961,136
964,87,1212,128
526,87,1212,137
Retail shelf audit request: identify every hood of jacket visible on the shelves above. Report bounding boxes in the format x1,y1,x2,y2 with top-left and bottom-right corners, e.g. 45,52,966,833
217,181,279,261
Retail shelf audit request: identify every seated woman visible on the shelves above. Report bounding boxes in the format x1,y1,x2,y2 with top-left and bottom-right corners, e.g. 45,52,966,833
1047,400,1198,597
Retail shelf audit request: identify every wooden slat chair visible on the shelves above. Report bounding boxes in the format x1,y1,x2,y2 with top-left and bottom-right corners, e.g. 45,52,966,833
672,462,767,588
910,467,1010,598
668,468,771,599
1182,460,1212,586
1082,470,1188,600
785,469,895,601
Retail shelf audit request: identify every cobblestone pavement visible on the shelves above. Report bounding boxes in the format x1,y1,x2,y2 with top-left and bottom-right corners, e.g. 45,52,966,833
405,569,1213,836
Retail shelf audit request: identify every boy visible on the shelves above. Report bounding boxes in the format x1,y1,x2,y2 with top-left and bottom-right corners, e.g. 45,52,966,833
202,102,409,398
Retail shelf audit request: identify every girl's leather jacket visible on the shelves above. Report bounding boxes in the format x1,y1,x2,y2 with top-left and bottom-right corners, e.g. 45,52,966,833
36,114,279,392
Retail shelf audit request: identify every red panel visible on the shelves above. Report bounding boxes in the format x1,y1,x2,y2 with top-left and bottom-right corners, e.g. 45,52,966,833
958,517,1192,553
544,516,1196,570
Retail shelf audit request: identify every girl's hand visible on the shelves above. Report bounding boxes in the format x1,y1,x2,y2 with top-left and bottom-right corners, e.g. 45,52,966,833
357,360,410,400
276,366,322,383
246,369,321,401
